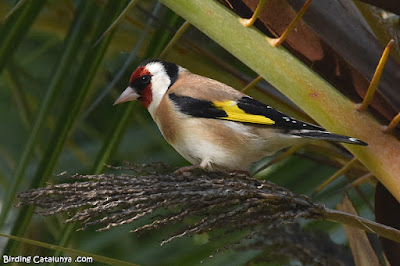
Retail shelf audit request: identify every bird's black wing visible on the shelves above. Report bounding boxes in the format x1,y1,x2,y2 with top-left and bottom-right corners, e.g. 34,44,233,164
169,93,323,131
169,93,367,146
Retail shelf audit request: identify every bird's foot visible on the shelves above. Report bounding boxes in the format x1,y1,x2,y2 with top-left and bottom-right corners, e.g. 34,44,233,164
227,170,250,179
230,170,250,175
173,164,202,176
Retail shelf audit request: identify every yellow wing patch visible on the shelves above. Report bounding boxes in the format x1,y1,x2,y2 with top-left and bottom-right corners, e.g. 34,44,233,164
213,100,275,125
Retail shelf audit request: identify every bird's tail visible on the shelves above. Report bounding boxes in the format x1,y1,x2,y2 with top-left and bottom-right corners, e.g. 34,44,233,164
291,130,367,146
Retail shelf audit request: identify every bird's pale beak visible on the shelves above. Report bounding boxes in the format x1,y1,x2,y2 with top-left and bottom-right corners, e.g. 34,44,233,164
113,86,140,105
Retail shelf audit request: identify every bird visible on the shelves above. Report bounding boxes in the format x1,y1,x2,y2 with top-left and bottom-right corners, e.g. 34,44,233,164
114,59,367,171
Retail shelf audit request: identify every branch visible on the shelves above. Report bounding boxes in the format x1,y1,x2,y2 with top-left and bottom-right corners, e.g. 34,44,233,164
16,163,400,245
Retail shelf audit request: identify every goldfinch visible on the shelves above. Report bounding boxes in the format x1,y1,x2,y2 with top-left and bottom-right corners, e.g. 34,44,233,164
114,59,367,171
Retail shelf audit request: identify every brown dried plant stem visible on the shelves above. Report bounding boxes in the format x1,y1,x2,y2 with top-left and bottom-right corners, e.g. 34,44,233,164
241,75,263,93
312,157,358,196
271,0,313,47
358,39,394,111
323,208,400,243
384,111,400,134
343,172,374,192
241,0,268,27
253,144,304,175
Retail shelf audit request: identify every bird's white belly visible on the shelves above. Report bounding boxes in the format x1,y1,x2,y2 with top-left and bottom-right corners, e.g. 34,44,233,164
171,137,241,170
155,115,303,171
166,120,269,171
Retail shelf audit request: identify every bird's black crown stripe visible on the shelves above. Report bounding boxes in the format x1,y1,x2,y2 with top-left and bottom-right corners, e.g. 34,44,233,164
169,93,227,118
140,59,179,89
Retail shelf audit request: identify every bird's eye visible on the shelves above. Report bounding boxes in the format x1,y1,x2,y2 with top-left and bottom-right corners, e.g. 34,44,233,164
140,75,151,84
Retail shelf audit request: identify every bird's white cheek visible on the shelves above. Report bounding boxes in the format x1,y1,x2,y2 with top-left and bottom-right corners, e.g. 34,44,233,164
147,76,171,117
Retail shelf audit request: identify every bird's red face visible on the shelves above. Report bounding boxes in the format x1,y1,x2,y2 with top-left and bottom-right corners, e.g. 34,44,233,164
114,66,153,108
114,60,180,114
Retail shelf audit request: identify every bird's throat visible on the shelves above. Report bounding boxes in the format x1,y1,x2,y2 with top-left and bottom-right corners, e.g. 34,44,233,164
140,85,153,108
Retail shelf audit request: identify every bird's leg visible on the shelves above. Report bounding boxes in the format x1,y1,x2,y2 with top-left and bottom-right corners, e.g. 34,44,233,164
229,169,250,176
173,164,202,175
174,159,212,175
